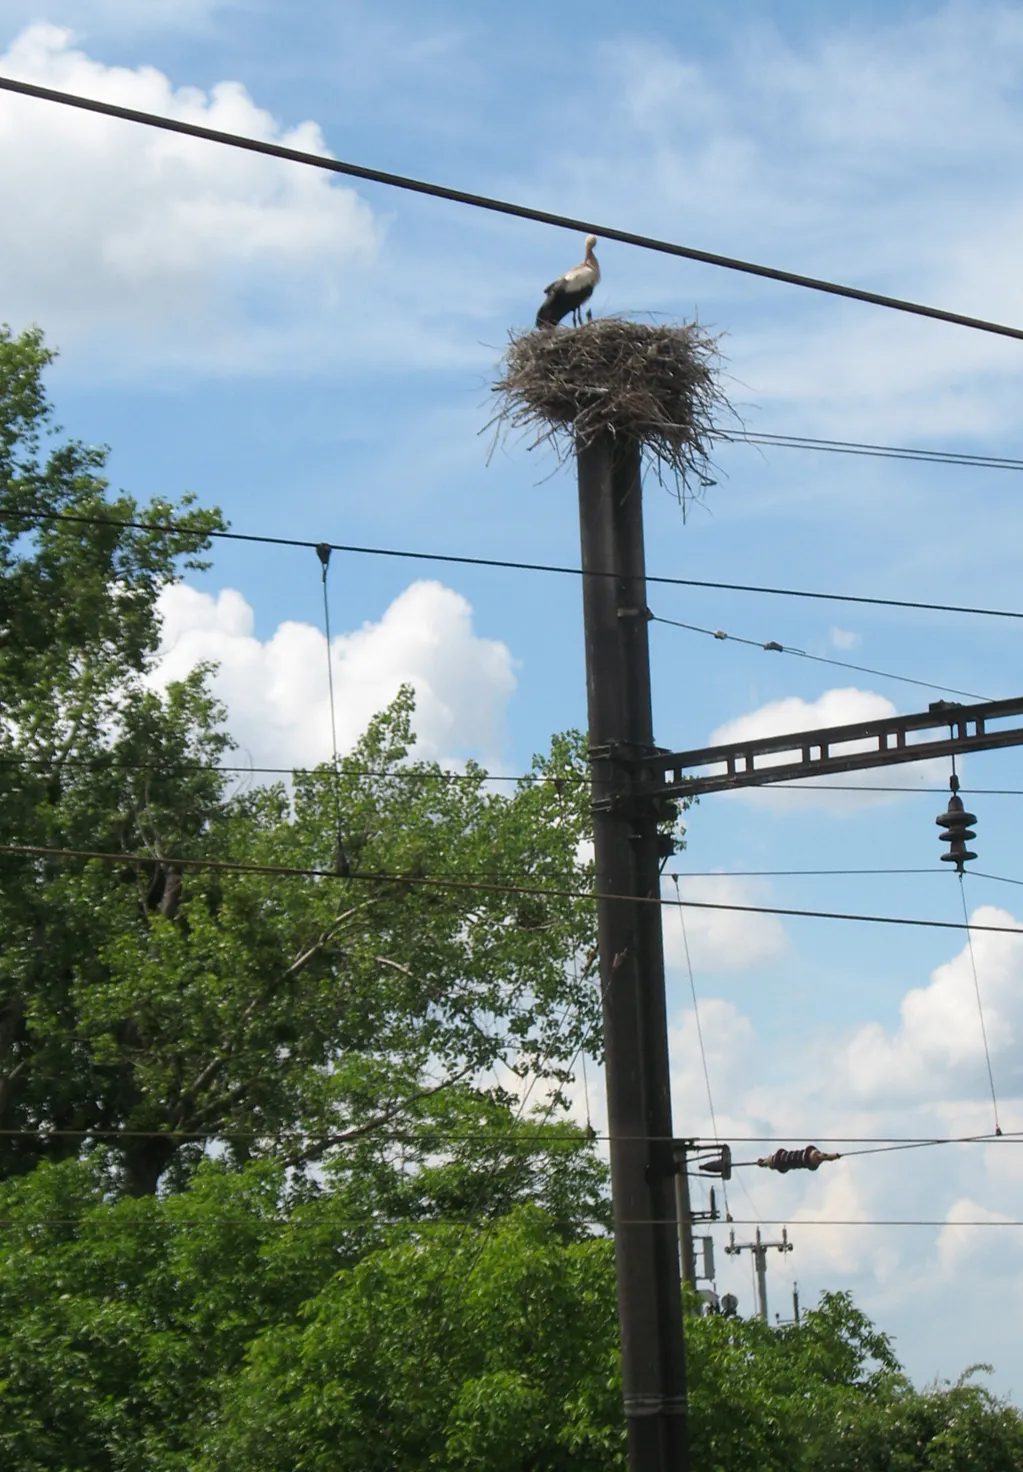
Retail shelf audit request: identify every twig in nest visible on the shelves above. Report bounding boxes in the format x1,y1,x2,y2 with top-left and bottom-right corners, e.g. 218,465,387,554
487,316,729,504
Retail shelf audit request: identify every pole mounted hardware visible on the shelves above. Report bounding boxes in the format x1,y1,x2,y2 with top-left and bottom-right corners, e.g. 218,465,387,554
674,1140,732,1181
936,774,978,873
756,1145,841,1172
599,695,1023,803
725,1227,793,1323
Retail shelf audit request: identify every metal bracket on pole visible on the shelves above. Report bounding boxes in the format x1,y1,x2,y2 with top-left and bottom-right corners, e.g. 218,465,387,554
616,696,1023,800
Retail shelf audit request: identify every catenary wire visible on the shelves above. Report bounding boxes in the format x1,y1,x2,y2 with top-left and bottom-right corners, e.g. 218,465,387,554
651,612,990,702
5,841,1023,936
718,430,1023,470
729,1131,1016,1167
959,873,1002,1135
672,876,722,1142
0,1129,1018,1146
12,754,1023,801
671,874,738,1230
3,73,1023,343
744,784,1023,795
0,754,586,786
1,1215,1018,1230
0,1130,1012,1142
9,504,1023,623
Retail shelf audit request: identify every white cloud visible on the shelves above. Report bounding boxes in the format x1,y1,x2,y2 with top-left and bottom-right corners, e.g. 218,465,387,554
0,25,378,365
707,687,949,810
555,880,1023,1372
841,905,1023,1108
662,873,787,973
151,578,516,770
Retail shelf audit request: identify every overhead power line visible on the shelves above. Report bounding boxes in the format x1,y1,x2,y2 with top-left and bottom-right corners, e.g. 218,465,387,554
10,754,1023,801
1,1214,1017,1230
9,506,1023,623
0,754,584,787
2,73,1023,343
4,841,1023,936
651,613,990,702
1,1128,1015,1147
762,784,1023,796
721,431,1023,472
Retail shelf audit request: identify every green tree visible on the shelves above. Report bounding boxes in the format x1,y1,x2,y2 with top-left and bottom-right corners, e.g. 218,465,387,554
0,326,600,1195
0,323,225,1187
0,1122,610,1471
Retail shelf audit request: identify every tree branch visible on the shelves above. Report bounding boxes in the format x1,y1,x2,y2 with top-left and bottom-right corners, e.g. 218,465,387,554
173,903,370,1122
285,1067,472,1168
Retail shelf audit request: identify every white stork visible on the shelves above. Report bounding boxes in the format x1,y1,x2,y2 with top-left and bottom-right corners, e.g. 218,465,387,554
535,235,600,328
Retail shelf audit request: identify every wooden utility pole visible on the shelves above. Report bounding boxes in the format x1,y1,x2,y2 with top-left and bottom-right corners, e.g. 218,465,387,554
576,430,688,1472
724,1226,793,1323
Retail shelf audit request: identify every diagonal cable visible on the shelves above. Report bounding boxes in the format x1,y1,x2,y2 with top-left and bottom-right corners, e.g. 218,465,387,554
652,612,990,702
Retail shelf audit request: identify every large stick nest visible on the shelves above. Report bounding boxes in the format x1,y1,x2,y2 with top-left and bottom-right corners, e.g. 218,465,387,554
489,316,728,496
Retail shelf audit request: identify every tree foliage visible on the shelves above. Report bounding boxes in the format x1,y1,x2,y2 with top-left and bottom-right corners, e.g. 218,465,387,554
0,326,599,1194
1,1158,1021,1471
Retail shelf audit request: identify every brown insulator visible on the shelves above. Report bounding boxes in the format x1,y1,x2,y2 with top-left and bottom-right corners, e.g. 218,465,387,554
757,1145,841,1173
936,774,977,874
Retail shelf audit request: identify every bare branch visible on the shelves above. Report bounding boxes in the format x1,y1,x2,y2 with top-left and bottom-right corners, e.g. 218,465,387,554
374,955,414,977
176,902,370,1114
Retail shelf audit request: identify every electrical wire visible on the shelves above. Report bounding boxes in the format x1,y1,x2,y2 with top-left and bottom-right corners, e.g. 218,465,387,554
13,752,1023,804
3,73,1023,342
1,1214,1017,1230
730,1130,1012,1167
9,504,1023,622
0,1129,1017,1146
743,784,1023,795
672,878,721,1138
674,878,733,1222
316,544,348,874
651,612,991,703
670,868,940,878
6,840,1023,935
959,874,1002,1136
833,1133,1009,1160
0,753,584,787
718,430,1023,471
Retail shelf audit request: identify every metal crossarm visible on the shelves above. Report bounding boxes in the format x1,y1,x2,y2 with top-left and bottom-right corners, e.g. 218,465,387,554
618,696,1023,800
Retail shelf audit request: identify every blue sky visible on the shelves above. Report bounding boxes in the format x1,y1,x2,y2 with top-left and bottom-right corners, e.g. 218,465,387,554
4,0,1023,1392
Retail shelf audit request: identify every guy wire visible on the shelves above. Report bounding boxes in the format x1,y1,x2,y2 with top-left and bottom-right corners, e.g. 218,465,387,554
959,872,1002,1136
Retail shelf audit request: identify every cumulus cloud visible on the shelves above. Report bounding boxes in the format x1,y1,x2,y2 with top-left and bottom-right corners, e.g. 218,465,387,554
557,878,1023,1371
0,25,378,365
707,686,949,810
151,578,516,769
841,905,1023,1108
